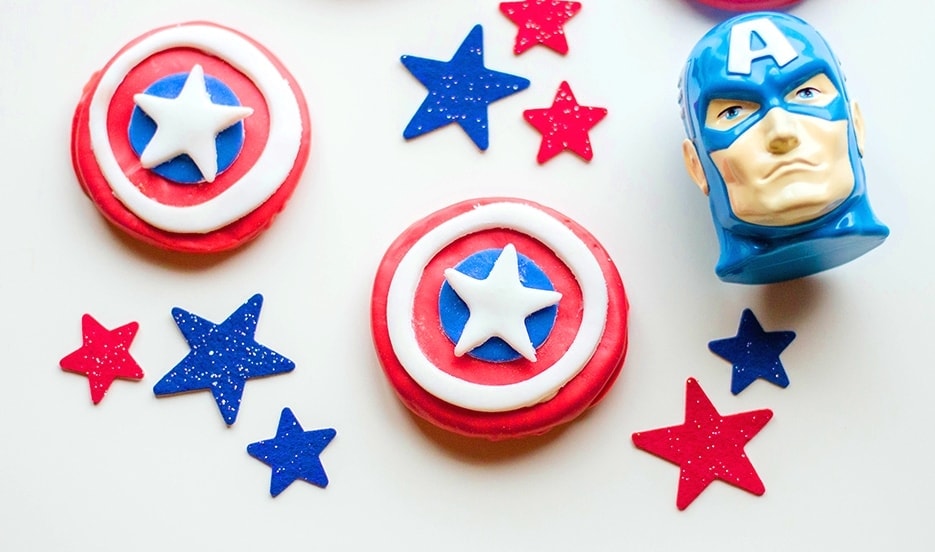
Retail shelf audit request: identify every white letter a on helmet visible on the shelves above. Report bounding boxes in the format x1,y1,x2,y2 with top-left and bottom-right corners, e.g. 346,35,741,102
727,18,798,75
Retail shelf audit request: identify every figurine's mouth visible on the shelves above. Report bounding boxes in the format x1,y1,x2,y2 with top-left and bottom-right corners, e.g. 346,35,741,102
763,158,821,179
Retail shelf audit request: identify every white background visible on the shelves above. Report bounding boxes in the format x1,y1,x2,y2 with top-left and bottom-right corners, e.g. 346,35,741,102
1,0,930,550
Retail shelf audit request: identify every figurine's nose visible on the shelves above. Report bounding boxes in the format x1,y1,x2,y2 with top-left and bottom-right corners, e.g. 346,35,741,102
763,108,800,154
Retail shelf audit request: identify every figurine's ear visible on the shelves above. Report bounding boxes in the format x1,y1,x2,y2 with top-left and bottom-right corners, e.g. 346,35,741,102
851,101,865,157
682,139,709,195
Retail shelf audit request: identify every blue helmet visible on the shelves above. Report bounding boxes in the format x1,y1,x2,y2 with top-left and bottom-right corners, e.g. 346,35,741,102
679,12,888,284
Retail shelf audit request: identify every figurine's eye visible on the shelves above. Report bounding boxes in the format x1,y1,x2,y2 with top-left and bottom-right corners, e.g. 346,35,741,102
705,99,760,131
720,106,743,120
785,74,839,107
793,87,821,101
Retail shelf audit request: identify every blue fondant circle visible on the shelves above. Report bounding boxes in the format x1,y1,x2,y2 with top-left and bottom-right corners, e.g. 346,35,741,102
128,71,246,184
439,248,558,363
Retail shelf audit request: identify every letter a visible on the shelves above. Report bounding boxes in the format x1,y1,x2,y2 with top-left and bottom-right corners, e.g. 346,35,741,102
727,18,798,75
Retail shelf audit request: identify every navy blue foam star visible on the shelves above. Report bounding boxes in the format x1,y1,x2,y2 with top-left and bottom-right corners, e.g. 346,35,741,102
401,24,530,150
247,408,336,496
709,308,796,395
153,294,294,425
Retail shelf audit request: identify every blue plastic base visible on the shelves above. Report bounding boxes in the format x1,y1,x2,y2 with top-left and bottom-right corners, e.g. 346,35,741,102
716,227,888,284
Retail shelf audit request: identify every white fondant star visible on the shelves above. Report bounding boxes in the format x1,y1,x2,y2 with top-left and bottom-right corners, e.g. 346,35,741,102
443,244,562,362
133,64,253,183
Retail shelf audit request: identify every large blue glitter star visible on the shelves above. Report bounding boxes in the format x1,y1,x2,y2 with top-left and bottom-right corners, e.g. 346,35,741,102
247,408,336,496
401,24,530,150
709,308,796,395
153,294,294,425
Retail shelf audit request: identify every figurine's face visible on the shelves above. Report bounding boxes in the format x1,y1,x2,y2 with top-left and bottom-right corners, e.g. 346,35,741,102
680,13,871,233
705,73,855,226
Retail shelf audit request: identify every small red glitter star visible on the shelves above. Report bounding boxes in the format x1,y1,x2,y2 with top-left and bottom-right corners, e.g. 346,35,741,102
523,81,607,164
60,314,144,404
632,378,773,510
499,0,582,55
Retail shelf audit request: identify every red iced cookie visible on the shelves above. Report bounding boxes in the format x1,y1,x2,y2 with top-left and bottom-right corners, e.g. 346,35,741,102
694,0,802,10
371,198,628,440
71,21,311,253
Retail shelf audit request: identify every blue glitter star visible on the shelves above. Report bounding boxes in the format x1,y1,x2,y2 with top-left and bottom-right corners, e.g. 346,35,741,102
153,294,294,425
401,24,530,150
247,408,336,496
709,308,796,395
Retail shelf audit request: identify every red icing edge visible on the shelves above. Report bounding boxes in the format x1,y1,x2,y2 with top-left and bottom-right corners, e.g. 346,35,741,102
70,21,311,253
695,0,802,11
370,198,629,441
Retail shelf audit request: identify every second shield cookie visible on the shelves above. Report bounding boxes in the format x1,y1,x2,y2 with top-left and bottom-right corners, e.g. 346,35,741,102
371,198,629,440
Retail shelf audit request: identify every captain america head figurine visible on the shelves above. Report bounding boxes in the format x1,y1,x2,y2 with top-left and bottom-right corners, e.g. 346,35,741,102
679,12,888,284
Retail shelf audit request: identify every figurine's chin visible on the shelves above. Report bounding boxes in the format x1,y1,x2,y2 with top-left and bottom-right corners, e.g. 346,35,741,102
733,183,851,227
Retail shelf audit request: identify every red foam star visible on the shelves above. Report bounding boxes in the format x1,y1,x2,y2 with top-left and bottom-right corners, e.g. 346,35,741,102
523,81,607,164
632,378,773,510
60,314,144,404
499,0,582,55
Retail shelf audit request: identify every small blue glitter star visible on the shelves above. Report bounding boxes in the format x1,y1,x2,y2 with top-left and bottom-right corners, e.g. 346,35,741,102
153,294,294,425
709,308,796,395
247,408,336,496
401,24,530,150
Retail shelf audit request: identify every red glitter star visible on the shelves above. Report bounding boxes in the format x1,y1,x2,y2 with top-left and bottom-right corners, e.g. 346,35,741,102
60,314,144,404
499,0,582,55
632,378,773,510
523,81,607,164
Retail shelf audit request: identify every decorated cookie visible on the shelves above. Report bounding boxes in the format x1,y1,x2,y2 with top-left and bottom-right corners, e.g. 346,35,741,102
71,22,311,253
694,0,802,10
371,198,628,440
